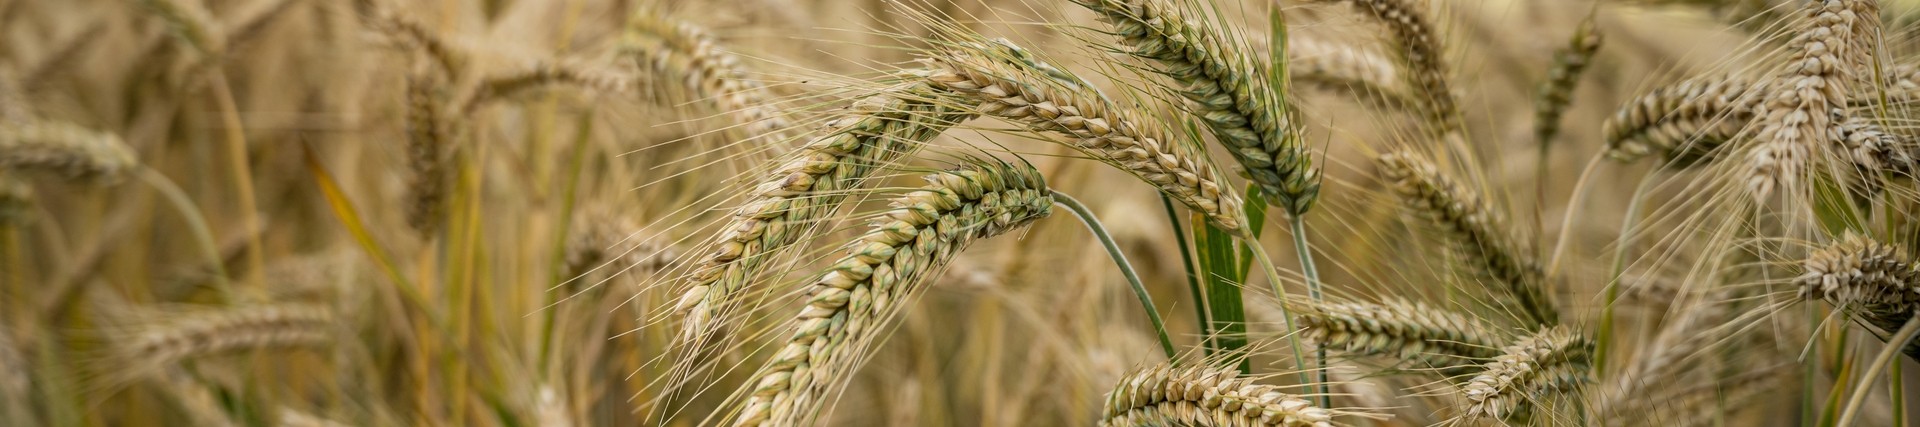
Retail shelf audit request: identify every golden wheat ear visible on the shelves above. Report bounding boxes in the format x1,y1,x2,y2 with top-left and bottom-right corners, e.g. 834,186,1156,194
1376,150,1557,327
1604,75,1769,166
1459,325,1593,422
620,11,793,143
1297,298,1507,378
0,120,139,182
1100,364,1362,427
1801,232,1920,360
1318,0,1458,132
1534,15,1604,145
731,157,1054,427
1743,0,1880,200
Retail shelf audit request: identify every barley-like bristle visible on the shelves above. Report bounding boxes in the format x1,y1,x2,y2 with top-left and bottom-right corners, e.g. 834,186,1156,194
1460,325,1593,420
1603,76,1770,165
1298,298,1506,376
676,82,973,352
622,12,792,143
1745,0,1880,199
1377,151,1557,327
403,72,453,236
1325,0,1458,130
1099,364,1340,427
732,159,1054,427
0,120,139,181
1534,16,1604,144
1800,232,1920,358
1073,0,1321,215
923,49,1247,233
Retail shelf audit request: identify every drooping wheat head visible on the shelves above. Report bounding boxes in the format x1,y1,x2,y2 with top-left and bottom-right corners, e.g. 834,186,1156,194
732,159,1054,426
464,59,635,112
1744,0,1880,199
1799,232,1920,358
1099,364,1343,427
0,120,139,181
1072,0,1321,216
921,47,1247,233
1324,0,1458,131
112,304,335,380
1287,36,1409,107
1604,76,1770,166
1297,298,1506,377
621,11,793,143
1377,150,1558,327
1460,325,1594,421
1535,15,1604,144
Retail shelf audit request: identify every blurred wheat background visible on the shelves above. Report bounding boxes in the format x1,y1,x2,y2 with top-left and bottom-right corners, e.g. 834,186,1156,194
10,0,1920,425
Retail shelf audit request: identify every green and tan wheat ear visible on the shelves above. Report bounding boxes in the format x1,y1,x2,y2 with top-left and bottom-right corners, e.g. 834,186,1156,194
1297,298,1506,377
674,81,974,352
1286,36,1411,108
1603,75,1769,166
1323,0,1458,131
140,0,225,57
403,72,453,236
921,49,1248,233
0,120,139,181
1799,232,1920,360
114,304,334,378
1745,0,1881,199
732,159,1054,427
463,59,635,112
1460,325,1593,421
1100,364,1344,427
1071,0,1322,216
621,11,793,143
1376,151,1557,327
1534,15,1603,144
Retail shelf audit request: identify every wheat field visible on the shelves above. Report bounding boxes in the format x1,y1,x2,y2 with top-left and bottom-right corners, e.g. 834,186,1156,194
11,0,1920,425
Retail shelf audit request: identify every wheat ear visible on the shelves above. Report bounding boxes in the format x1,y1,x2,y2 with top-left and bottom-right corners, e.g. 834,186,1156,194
1072,0,1321,215
621,12,792,143
1286,37,1408,107
1745,0,1880,199
921,50,1247,233
0,120,139,181
1377,151,1557,327
464,59,634,112
1100,364,1343,427
1324,0,1457,130
1603,76,1770,165
1298,298,1506,377
676,82,974,350
1534,15,1603,144
732,159,1054,427
115,304,334,378
1800,232,1920,359
403,72,453,236
1460,325,1593,421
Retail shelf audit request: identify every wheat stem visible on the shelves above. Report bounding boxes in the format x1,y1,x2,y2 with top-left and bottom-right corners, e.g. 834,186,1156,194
1839,314,1920,427
1286,215,1329,408
1056,191,1176,358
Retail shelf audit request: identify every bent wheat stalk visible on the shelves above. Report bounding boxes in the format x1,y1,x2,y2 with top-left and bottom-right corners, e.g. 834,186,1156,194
732,159,1054,427
1099,364,1346,427
921,50,1247,233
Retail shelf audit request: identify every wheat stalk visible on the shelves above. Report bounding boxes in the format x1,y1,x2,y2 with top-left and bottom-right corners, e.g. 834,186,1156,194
1745,0,1880,199
0,120,138,181
1535,15,1604,144
1099,364,1343,427
732,159,1054,427
1072,0,1321,215
1604,76,1770,166
1460,325,1593,421
621,12,792,143
1322,0,1457,130
1297,298,1506,376
921,49,1248,233
675,81,974,354
1377,150,1557,327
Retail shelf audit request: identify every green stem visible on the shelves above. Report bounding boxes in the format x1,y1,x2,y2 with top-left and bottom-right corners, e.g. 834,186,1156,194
1894,356,1907,427
1286,215,1329,408
1244,243,1316,398
1839,315,1920,427
1161,195,1213,356
1596,169,1656,376
138,167,233,301
1055,192,1176,359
